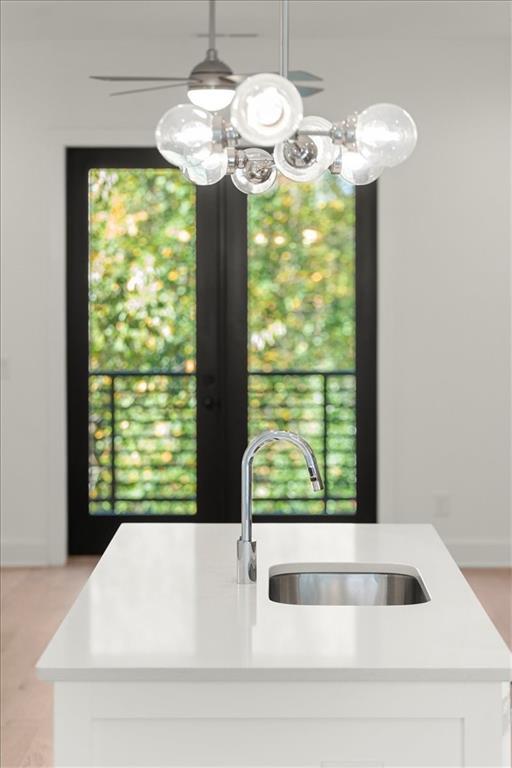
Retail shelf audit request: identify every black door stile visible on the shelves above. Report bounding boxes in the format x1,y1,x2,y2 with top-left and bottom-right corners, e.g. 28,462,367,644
67,149,92,553
355,183,378,522
195,183,225,522
220,181,248,523
196,181,248,523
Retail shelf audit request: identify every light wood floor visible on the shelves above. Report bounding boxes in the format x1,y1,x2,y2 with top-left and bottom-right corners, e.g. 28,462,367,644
1,558,98,768
1,561,511,768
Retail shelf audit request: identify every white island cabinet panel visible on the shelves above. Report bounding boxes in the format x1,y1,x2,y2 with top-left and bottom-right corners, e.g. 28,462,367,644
54,681,510,767
39,524,512,767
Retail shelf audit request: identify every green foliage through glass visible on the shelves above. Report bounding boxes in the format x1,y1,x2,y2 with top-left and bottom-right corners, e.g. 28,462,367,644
248,176,356,515
87,169,357,517
88,169,196,515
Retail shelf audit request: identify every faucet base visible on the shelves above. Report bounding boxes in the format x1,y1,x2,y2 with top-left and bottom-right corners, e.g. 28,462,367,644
237,539,257,584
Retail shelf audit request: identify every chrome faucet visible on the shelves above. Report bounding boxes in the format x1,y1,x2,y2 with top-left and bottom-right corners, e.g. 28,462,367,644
237,430,324,584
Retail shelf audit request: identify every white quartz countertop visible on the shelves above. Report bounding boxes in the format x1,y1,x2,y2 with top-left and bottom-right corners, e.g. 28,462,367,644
37,523,511,682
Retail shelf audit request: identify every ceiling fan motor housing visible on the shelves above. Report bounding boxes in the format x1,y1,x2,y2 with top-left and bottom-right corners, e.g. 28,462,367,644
188,50,234,90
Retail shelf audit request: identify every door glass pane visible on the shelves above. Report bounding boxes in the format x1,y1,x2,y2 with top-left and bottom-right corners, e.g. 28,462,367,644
88,168,196,515
248,176,356,516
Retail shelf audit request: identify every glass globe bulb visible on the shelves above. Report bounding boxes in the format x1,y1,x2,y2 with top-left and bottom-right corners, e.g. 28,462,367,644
231,148,277,195
155,104,214,168
187,87,235,112
356,103,417,168
230,73,303,145
184,151,228,185
274,115,335,182
339,148,383,186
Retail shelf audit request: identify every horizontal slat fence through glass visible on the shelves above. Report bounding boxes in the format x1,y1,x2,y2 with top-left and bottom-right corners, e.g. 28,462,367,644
88,370,356,517
88,372,196,515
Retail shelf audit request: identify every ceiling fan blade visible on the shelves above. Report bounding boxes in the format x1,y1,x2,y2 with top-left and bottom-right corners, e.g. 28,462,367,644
91,76,191,82
296,85,324,97
219,74,246,84
288,70,323,83
110,83,189,97
224,73,323,89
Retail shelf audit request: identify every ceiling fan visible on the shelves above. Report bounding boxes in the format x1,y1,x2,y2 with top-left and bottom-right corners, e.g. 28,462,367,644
90,0,324,111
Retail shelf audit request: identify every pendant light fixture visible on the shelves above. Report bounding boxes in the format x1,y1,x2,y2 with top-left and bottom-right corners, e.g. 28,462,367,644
155,0,418,192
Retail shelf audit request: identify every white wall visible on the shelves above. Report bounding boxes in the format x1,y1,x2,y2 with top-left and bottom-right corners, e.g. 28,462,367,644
1,2,510,566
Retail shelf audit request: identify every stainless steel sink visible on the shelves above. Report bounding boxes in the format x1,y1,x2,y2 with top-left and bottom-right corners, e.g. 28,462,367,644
268,569,429,606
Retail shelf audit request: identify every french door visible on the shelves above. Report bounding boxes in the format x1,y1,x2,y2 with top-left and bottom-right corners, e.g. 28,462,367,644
67,148,376,554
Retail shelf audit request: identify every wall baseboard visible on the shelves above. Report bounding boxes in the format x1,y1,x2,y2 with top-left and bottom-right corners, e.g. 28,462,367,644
444,537,511,568
1,538,49,566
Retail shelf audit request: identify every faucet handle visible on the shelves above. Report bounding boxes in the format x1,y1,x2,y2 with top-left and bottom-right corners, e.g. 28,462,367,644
237,538,257,583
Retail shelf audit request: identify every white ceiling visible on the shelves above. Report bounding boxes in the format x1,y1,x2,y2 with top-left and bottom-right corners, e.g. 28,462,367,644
2,0,510,41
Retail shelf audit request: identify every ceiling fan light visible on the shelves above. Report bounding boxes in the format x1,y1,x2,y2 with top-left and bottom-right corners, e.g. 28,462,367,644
231,73,303,145
187,86,235,112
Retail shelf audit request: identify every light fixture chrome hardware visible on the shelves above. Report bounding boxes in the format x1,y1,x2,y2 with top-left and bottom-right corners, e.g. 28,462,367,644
232,148,277,194
218,122,241,148
282,134,318,168
331,114,358,149
279,0,290,80
226,148,247,174
295,128,331,137
212,114,227,152
208,0,216,52
237,430,323,584
246,154,274,183
329,148,343,175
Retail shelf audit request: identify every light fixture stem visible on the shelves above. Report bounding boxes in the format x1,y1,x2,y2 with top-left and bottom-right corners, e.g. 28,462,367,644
296,129,331,137
209,0,216,52
280,0,289,79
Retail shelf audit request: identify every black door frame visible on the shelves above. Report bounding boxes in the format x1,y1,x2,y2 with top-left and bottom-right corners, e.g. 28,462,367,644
67,147,377,554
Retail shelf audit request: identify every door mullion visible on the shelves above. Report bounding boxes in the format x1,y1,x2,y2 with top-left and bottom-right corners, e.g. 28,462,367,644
196,185,225,520
219,180,248,523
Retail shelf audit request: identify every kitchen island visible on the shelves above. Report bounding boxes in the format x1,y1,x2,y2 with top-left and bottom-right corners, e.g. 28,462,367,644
37,523,511,766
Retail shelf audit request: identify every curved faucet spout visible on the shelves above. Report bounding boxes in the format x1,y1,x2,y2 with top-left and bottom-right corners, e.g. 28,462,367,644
237,430,324,584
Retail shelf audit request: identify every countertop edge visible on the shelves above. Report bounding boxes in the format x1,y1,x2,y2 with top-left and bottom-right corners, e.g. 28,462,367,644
36,666,512,684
